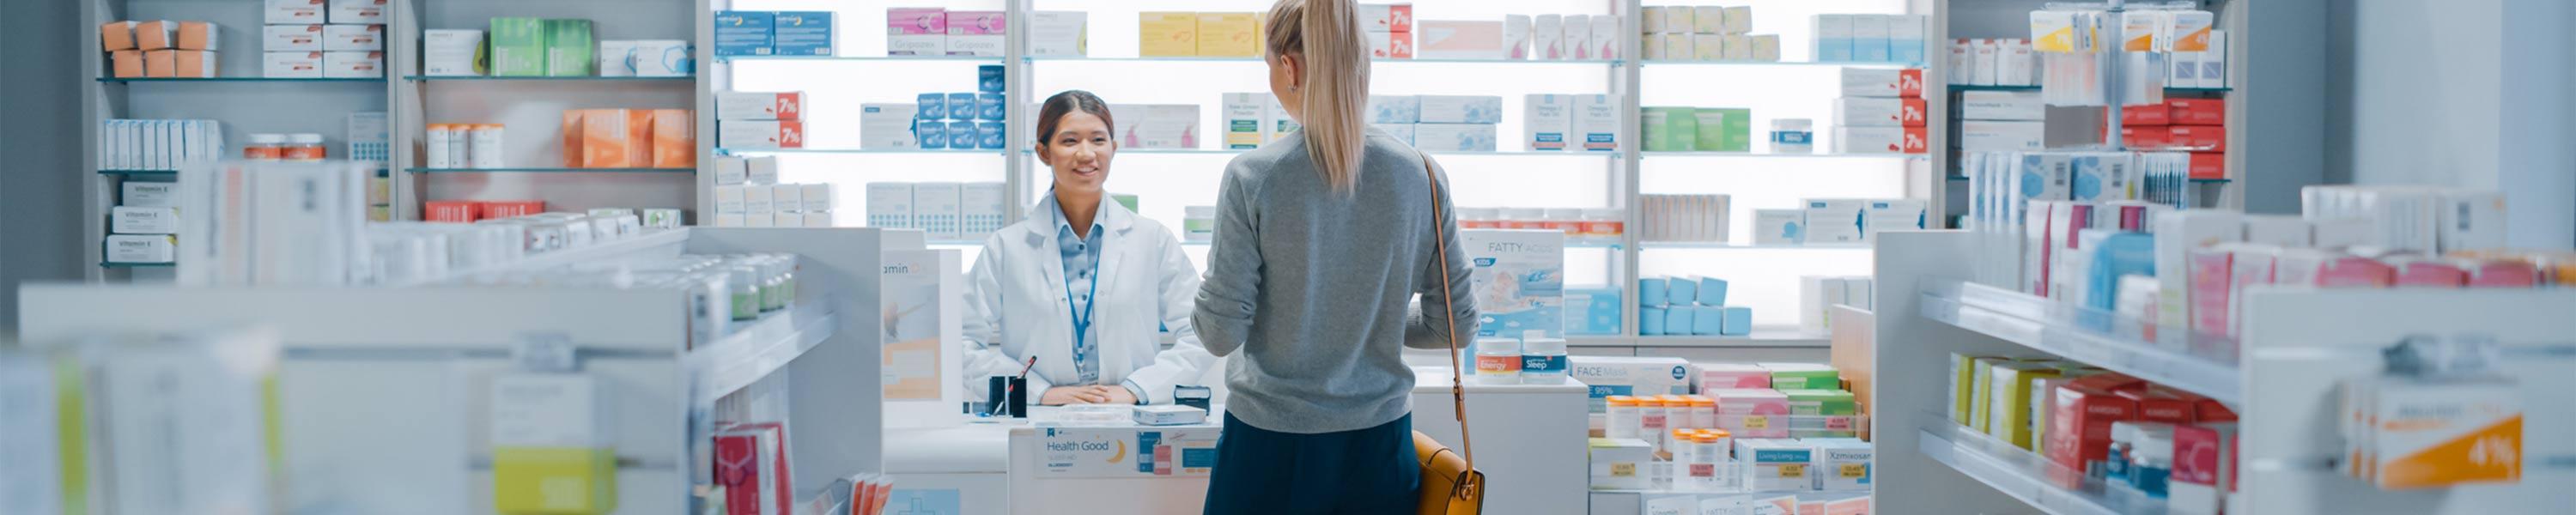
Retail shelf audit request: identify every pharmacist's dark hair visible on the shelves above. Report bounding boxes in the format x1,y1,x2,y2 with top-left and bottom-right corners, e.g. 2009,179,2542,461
1035,90,1115,145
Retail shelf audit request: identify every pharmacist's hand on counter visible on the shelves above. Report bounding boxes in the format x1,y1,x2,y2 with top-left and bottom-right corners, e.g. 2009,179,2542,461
1042,385,1130,405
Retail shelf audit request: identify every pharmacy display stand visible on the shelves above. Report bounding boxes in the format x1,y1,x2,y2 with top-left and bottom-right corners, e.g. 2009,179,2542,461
18,227,888,513
1869,231,2576,514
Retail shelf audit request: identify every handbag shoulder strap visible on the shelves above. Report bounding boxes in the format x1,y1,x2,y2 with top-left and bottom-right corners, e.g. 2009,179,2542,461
1419,149,1473,474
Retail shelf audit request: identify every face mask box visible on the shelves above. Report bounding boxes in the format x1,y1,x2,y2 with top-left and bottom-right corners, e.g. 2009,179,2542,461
1570,356,1692,413
884,8,945,56
860,104,919,149
1753,209,1803,245
1026,11,1088,57
945,11,1004,57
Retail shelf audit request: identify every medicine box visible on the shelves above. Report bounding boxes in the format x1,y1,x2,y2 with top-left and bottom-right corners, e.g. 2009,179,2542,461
866,183,913,228
1589,438,1652,490
860,104,919,149
1811,438,1874,491
322,51,382,78
1368,95,1420,124
487,17,546,76
324,24,381,51
1960,90,2044,121
717,92,805,121
718,121,805,149
541,19,595,76
1523,94,1572,151
1850,15,1891,63
1753,209,1803,245
1801,199,1866,243
960,182,1008,236
264,51,323,77
1362,3,1413,33
1959,121,2044,152
1138,12,1198,58
262,24,324,52
1762,362,1839,390
1417,21,1504,60
1863,199,1927,239
1115,104,1200,149
1694,108,1752,152
912,182,963,239
1222,93,1269,149
266,0,325,24
122,182,178,208
1132,405,1207,426
422,29,483,76
772,11,835,57
1197,13,1258,57
1832,98,1924,127
1814,15,1852,62
1462,229,1563,336
111,207,179,234
1736,439,1814,492
1372,123,1414,145
1696,363,1770,390
1838,68,1923,98
1889,15,1926,64
945,11,1004,57
1417,95,1503,124
1513,15,1540,60
1572,94,1620,151
1027,11,1087,57
106,234,179,264
884,8,944,56
1570,356,1691,413
1413,124,1497,152
1984,361,2061,447
176,21,218,51
329,0,386,24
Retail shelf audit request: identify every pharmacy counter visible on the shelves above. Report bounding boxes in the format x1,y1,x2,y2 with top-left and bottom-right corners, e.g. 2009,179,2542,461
1409,367,1592,515
882,368,1586,515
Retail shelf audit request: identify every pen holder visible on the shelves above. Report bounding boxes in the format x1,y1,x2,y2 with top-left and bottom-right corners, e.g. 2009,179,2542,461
987,376,1029,418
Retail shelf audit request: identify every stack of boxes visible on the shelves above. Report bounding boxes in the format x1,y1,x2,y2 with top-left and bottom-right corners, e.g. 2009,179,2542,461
1363,3,1414,59
1811,14,1929,64
2118,98,2227,179
101,21,222,78
1521,94,1621,152
2167,30,2229,89
107,181,182,264
424,200,546,223
860,182,1008,240
1368,95,1503,151
1136,12,1260,58
251,0,385,78
1578,359,1870,495
856,66,1005,150
711,156,838,228
1796,275,1874,336
714,10,836,57
562,108,696,168
1641,106,1751,153
1636,193,1729,242
1639,5,1779,62
1832,69,1927,154
1219,93,1303,149
1635,276,1749,337
1957,87,2046,154
716,91,806,150
1945,354,2244,509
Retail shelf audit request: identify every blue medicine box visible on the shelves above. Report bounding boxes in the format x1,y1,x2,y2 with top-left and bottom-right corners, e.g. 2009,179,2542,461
1639,306,1667,336
772,11,835,56
714,11,775,57
1697,277,1729,306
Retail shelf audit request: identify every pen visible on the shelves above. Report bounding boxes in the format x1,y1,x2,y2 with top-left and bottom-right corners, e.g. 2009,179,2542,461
996,356,1037,416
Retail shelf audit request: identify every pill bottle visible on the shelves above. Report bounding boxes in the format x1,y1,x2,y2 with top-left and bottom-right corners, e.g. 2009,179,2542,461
1472,337,1522,385
469,124,506,168
1583,208,1625,240
2129,428,2173,498
1687,395,1718,430
1518,333,1569,385
1686,430,1721,491
283,133,327,161
1457,207,1497,229
1637,396,1669,451
1605,395,1641,439
243,133,287,161
425,124,456,168
772,254,799,306
728,264,761,321
445,124,470,167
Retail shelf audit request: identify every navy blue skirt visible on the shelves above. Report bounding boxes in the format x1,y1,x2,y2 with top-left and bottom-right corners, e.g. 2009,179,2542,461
1202,413,1419,514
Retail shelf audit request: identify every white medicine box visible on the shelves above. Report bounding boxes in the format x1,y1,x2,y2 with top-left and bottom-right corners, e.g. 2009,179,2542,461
422,29,483,76
264,24,325,52
111,206,180,234
801,184,838,213
265,0,325,25
264,51,324,77
106,235,179,264
323,24,383,51
121,182,179,208
866,183,914,229
329,0,387,24
1801,198,1868,243
322,51,382,78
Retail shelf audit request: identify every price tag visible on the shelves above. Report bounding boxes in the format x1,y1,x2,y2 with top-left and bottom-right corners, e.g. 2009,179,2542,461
1743,415,1769,429
1611,463,1637,477
1839,464,1868,478
1779,464,1807,478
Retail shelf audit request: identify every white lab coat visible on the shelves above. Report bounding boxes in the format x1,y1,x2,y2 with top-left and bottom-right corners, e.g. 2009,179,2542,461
962,196,1214,405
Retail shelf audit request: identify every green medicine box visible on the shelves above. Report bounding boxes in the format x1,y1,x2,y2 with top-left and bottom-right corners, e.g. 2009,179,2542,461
489,17,549,76
544,19,596,76
1642,106,1698,152
1783,389,1857,415
1696,107,1752,152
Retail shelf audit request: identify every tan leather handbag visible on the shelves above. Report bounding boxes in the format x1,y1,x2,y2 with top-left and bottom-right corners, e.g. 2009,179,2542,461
1413,151,1485,515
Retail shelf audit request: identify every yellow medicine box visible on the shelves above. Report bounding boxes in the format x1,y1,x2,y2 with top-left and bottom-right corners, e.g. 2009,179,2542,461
1197,13,1260,57
1139,12,1199,58
1984,361,2061,450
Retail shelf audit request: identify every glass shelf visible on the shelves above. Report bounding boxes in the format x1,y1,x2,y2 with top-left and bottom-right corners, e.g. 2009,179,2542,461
1917,278,2243,405
408,167,691,173
1025,56,1623,65
404,76,693,82
1915,410,2125,515
100,262,173,268
718,55,1002,63
716,148,1008,155
2165,87,2233,93
1641,241,1869,250
97,169,178,175
1946,85,2230,94
1022,148,1618,156
99,76,384,83
1947,174,2231,184
1643,151,1927,160
1642,60,1923,68
1571,330,1832,348
1183,239,1624,249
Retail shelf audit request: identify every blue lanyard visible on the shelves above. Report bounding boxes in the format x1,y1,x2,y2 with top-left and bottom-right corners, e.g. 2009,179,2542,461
1066,258,1100,364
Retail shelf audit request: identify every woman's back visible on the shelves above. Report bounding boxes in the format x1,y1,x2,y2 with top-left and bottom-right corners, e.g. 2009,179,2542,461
1193,127,1479,434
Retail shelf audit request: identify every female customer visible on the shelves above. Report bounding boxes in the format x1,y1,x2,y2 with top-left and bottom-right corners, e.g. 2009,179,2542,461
1194,0,1479,512
961,90,1214,407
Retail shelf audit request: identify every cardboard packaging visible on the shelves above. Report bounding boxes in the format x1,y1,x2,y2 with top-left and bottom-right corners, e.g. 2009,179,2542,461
1223,93,1270,149
1197,13,1258,57
1367,30,1414,59
1814,14,1852,62
178,21,219,51
123,182,179,208
1418,21,1504,60
1362,3,1415,33
1569,356,1692,413
329,0,386,24
135,21,178,51
172,50,218,78
111,51,144,78
1960,90,2044,121
267,0,325,24
860,103,920,149
883,8,941,56
112,206,181,234
263,51,323,78
911,182,963,239
322,51,381,78
1413,123,1497,152
1523,94,1571,151
716,10,777,57
101,21,139,52
944,11,1004,57
1027,11,1088,57
719,120,805,150
422,29,482,76
1832,98,1927,127
1850,15,1891,62
651,109,694,168
1138,12,1198,58
105,234,179,264
1889,15,1926,64
1832,126,1926,154
717,91,805,121
772,11,834,56
487,17,547,76
1839,68,1924,98
1572,94,1620,152
1959,121,2044,152
542,19,594,76
143,50,178,77
1417,95,1503,124
865,183,911,227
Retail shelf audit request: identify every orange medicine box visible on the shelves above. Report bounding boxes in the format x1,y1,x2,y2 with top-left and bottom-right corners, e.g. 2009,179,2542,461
135,21,179,50
101,21,139,51
143,50,179,77
651,109,695,168
561,111,586,167
574,108,636,167
179,21,221,51
425,200,480,222
623,109,655,169
2189,152,2225,179
111,50,147,77
2167,98,2226,125
173,50,218,77
2169,124,2227,151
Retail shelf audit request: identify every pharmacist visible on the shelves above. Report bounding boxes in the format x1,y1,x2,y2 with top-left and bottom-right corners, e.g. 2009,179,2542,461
963,90,1215,406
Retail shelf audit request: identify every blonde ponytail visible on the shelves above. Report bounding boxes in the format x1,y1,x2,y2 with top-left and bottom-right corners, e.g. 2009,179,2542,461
1267,0,1370,194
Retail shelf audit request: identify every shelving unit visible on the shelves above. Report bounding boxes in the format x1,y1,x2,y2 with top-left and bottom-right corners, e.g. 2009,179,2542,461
1873,230,2576,515
20,227,888,513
